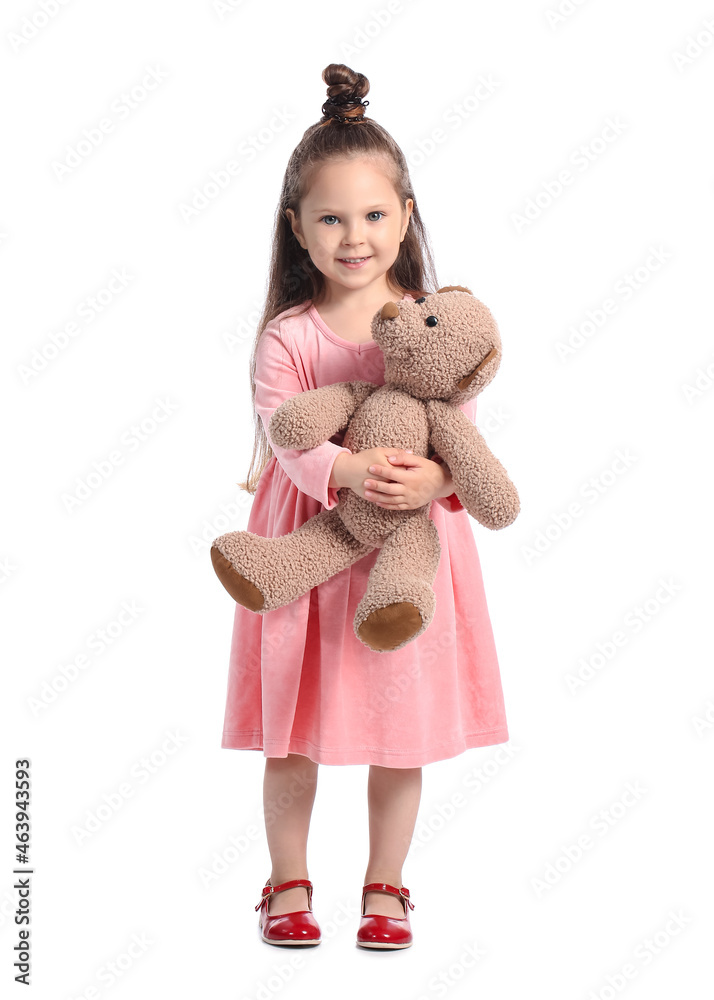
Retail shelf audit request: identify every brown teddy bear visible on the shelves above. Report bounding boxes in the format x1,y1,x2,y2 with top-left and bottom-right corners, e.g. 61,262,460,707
211,286,520,653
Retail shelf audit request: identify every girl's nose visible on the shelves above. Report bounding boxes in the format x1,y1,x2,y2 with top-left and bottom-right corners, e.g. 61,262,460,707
342,222,366,245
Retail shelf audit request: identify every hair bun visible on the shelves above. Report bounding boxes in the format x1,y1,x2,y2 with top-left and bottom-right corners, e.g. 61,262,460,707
321,63,370,122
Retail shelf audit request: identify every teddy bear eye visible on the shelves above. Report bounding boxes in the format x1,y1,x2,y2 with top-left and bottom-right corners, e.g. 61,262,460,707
415,296,426,304
425,315,438,327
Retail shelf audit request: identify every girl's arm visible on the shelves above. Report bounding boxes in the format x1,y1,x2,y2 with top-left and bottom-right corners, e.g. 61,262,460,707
253,318,352,509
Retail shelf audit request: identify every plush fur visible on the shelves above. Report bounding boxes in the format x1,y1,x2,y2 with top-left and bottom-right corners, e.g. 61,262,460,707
211,287,520,653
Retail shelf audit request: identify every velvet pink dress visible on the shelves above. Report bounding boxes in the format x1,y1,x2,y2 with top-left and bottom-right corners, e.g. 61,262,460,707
220,293,510,767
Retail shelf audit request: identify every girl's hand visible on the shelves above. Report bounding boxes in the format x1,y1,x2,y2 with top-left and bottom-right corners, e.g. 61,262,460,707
363,450,454,510
330,447,414,498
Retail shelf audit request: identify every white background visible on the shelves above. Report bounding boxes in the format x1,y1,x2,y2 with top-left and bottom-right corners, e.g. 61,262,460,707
2,0,713,997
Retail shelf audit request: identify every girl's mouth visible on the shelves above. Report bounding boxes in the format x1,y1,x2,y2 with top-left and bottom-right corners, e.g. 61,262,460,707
337,256,372,269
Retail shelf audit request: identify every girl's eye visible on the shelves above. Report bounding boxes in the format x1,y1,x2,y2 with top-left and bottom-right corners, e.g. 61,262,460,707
319,212,384,225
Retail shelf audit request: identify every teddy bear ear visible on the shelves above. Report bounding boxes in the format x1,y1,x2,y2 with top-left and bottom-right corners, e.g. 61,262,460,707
380,300,400,319
457,347,498,390
436,285,473,295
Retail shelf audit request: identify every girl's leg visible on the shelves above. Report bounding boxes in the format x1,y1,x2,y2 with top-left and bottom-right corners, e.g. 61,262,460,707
262,753,319,916
363,764,422,917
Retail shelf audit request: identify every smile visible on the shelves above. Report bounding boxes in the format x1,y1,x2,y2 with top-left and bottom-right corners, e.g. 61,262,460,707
338,256,371,268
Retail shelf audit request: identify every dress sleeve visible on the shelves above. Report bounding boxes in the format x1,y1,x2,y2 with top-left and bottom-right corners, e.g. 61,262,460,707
253,317,352,510
432,396,478,513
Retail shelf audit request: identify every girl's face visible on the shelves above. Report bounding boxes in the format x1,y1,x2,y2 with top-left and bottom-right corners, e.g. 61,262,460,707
286,156,413,300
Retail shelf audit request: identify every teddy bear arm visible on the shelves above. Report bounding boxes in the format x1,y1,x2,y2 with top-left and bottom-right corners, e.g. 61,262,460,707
347,380,380,409
426,399,520,529
269,381,368,450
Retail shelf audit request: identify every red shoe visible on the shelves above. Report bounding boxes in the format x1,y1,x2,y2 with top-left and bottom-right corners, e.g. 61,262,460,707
356,882,415,950
255,877,321,946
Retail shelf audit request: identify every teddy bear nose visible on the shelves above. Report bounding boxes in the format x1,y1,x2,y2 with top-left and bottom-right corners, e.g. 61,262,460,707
380,301,400,320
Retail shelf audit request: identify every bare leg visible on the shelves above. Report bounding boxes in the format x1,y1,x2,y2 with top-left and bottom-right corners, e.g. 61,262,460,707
363,764,422,917
262,753,319,916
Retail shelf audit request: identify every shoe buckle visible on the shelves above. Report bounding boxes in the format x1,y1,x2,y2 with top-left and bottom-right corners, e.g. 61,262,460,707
254,884,275,911
399,887,415,910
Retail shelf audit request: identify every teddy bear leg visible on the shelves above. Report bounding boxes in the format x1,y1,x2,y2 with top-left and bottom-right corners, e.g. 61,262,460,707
354,515,441,653
211,509,372,613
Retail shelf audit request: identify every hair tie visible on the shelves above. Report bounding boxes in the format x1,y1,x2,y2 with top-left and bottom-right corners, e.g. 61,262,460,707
321,97,369,123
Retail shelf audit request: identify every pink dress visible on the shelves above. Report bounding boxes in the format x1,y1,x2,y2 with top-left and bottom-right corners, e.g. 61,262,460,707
220,293,510,767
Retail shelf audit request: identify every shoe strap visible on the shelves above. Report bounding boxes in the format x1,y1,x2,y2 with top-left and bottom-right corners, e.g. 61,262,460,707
255,878,313,912
361,881,415,913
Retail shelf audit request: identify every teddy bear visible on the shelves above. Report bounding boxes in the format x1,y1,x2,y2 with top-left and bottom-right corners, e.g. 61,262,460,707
210,286,520,653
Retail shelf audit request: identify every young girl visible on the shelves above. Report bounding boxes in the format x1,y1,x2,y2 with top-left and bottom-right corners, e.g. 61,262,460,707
219,63,511,950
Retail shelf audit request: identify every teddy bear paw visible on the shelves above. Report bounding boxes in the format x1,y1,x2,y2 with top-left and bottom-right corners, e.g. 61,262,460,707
210,542,265,611
355,600,427,652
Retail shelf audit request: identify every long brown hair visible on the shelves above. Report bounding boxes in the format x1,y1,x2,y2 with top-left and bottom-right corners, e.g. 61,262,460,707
238,62,441,494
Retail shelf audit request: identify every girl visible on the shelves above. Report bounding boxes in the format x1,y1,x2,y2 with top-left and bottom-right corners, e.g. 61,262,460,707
219,63,511,950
